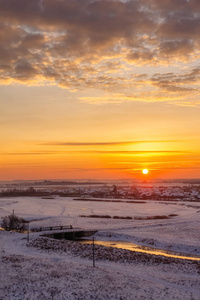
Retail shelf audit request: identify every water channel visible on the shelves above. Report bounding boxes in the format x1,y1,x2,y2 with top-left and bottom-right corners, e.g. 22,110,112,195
78,239,200,261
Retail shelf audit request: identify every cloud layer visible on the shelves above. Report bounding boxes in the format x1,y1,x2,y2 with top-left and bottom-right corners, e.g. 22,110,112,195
0,0,200,104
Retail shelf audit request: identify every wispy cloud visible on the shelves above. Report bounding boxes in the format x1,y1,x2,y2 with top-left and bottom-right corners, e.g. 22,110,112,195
70,150,188,155
0,149,187,156
0,151,59,156
60,167,130,172
41,140,181,146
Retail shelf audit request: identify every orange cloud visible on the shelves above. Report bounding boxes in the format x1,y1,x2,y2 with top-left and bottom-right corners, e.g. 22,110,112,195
0,0,199,105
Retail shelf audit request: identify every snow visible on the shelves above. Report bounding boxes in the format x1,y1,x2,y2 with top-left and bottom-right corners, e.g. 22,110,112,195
0,195,200,299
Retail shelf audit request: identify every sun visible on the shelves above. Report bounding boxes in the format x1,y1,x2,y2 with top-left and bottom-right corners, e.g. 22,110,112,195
142,169,148,174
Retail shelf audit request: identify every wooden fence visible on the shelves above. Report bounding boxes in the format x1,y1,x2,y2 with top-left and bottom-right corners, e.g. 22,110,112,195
37,225,73,232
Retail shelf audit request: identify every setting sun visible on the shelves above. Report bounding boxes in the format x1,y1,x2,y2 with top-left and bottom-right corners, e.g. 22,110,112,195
142,169,149,175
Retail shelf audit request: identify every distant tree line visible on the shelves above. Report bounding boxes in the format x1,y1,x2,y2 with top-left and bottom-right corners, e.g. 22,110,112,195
0,187,49,197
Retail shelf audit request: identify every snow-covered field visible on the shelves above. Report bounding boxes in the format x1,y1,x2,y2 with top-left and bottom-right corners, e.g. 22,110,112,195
0,196,200,299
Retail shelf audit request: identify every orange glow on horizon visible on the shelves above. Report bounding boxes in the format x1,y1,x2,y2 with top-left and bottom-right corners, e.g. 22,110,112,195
1,139,200,180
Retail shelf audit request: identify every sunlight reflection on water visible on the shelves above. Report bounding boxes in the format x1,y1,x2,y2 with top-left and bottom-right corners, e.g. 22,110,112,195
78,239,200,261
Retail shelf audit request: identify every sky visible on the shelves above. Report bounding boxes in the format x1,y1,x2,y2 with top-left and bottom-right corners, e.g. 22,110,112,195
0,0,200,181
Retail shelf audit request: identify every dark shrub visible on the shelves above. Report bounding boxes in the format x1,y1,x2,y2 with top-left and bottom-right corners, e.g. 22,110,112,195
1,214,27,232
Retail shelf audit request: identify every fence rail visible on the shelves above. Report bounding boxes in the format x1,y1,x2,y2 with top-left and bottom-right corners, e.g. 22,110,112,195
37,225,73,232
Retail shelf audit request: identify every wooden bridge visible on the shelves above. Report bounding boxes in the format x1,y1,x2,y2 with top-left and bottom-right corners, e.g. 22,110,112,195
41,228,97,240
31,224,97,240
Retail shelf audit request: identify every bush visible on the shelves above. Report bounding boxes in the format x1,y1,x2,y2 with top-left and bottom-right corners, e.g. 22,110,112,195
1,214,27,232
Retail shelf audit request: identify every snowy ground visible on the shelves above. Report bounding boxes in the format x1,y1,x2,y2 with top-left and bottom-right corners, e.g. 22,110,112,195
0,196,200,299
